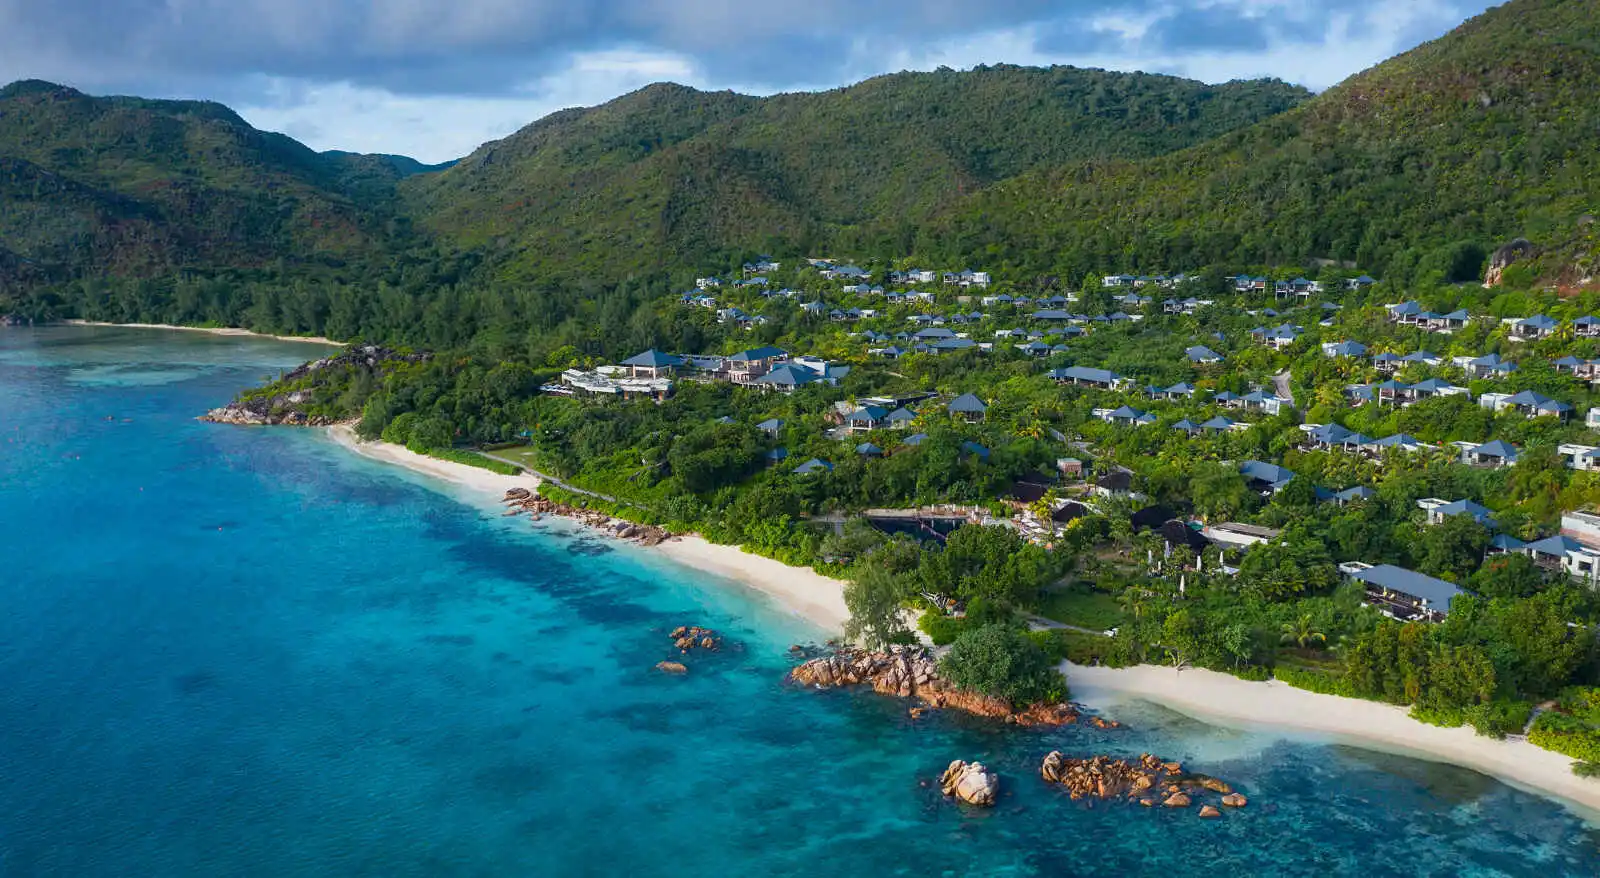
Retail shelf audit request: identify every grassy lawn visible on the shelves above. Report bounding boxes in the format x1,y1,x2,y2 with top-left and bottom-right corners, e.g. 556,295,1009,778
1273,649,1344,672
487,446,542,470
1036,588,1124,632
431,447,522,475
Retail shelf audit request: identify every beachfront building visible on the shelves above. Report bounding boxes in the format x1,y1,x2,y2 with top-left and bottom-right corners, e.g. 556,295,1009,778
1342,563,1464,623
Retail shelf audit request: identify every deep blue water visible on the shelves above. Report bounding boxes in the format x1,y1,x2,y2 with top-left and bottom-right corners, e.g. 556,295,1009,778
2,326,1599,877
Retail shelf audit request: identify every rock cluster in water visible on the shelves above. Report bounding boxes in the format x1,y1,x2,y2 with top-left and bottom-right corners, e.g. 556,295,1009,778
788,645,1080,726
502,488,671,546
200,345,429,425
654,626,724,674
669,625,722,653
1039,752,1247,816
940,760,999,807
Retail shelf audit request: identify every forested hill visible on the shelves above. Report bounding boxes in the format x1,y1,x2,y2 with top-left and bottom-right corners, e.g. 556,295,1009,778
402,68,1311,282
933,0,1600,287
0,80,433,282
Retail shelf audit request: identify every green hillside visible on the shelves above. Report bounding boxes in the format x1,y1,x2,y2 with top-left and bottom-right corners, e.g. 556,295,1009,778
935,0,1600,286
404,68,1311,282
0,81,412,281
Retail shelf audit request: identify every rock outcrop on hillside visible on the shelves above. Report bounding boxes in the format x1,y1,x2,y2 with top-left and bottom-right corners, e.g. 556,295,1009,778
787,646,1080,726
1485,238,1536,287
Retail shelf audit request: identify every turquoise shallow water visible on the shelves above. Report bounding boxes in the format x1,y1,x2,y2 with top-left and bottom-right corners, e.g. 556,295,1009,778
3,326,1600,877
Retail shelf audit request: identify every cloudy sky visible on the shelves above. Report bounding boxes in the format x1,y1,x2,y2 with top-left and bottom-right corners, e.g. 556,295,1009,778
0,0,1497,163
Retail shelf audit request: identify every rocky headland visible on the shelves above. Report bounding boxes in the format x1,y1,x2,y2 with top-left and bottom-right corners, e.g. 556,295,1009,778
1040,751,1247,815
201,345,429,425
787,645,1083,726
501,488,672,546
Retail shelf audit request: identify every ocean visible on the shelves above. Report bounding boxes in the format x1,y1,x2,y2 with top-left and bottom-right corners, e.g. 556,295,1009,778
1,325,1597,877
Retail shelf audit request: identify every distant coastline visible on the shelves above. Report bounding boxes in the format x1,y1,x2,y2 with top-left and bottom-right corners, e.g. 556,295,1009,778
62,320,343,346
324,425,851,632
320,423,1598,819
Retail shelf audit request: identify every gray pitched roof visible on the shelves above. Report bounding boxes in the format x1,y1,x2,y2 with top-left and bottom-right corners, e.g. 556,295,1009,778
755,365,818,387
1351,565,1464,610
730,345,788,362
947,393,988,414
621,349,683,368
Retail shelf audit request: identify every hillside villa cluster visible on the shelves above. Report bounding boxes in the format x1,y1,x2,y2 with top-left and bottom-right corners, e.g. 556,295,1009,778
562,260,1600,627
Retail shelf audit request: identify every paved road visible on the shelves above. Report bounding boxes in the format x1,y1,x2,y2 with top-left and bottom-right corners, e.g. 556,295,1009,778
1026,614,1111,637
1272,371,1296,408
479,451,625,505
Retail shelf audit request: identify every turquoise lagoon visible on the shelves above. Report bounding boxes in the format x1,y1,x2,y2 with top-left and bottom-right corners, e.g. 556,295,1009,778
1,326,1598,877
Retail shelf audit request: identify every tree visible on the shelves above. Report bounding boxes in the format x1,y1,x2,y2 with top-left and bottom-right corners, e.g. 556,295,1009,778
1415,514,1489,581
1190,462,1256,521
1470,554,1547,601
819,517,886,564
1161,609,1203,669
1279,614,1327,650
938,623,1065,705
1219,623,1253,668
843,565,911,649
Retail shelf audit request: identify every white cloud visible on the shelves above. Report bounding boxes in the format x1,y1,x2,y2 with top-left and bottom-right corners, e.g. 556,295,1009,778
236,49,706,162
142,0,1490,160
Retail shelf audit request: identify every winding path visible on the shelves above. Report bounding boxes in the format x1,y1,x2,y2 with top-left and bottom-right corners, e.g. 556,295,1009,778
478,451,625,506
1272,370,1296,408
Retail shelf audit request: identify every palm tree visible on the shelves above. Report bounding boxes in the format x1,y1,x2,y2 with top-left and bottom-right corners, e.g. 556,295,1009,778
1279,614,1327,650
1117,588,1148,620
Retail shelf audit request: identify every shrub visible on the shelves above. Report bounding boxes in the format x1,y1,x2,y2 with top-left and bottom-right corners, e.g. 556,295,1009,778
1273,664,1355,697
940,623,1068,705
1026,629,1069,663
1529,712,1600,762
918,612,966,646
1410,704,1466,729
1463,700,1533,740
1573,761,1600,779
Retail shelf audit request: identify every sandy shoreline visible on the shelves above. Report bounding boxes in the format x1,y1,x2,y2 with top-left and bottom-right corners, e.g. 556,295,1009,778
320,424,1599,817
324,426,850,633
63,320,343,346
1067,661,1600,819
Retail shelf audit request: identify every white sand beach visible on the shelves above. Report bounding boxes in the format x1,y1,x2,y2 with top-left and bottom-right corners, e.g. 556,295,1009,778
64,320,342,346
1067,661,1600,817
327,425,539,497
653,537,851,632
324,426,851,633
322,424,1600,817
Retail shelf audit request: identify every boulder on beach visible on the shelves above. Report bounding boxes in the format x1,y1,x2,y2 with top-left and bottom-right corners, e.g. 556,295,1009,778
940,760,999,807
